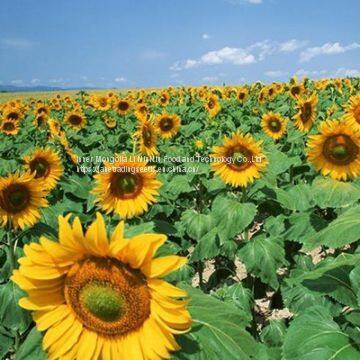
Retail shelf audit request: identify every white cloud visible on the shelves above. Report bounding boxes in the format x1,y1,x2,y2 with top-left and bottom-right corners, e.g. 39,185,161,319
300,42,360,62
279,39,307,53
202,33,210,40
1,38,36,49
140,50,167,60
48,78,68,85
171,39,307,71
30,78,40,84
333,67,360,77
114,77,126,83
264,70,289,78
202,76,219,82
10,79,24,85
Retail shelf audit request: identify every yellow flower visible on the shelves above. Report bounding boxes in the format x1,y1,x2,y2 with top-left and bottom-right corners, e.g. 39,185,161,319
156,114,181,139
159,91,170,106
195,140,204,149
236,88,249,103
3,107,24,122
114,98,132,116
204,95,221,118
33,114,48,129
90,95,112,111
65,111,87,131
12,213,191,360
211,133,268,187
93,154,161,219
289,81,306,99
0,120,19,135
344,93,360,130
103,115,117,129
23,148,63,191
307,119,360,180
135,103,149,122
136,119,159,156
293,94,318,132
261,112,288,140
0,172,48,229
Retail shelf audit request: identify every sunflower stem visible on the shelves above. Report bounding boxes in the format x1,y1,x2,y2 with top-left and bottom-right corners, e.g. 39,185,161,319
6,225,17,272
241,187,249,241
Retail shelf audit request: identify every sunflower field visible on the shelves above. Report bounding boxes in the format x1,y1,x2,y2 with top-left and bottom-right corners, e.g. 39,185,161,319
0,76,360,360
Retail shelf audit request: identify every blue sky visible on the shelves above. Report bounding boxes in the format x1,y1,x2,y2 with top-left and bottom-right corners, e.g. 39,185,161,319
0,0,359,88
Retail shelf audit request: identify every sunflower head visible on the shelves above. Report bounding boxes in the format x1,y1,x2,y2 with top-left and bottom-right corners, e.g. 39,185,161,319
307,119,360,180
156,114,181,139
344,94,360,130
136,120,159,156
93,154,162,219
23,148,63,191
159,92,170,106
211,132,268,187
0,172,48,229
293,94,318,132
204,95,221,118
65,111,87,131
12,213,191,360
1,120,19,135
261,112,288,140
3,108,23,122
114,99,132,115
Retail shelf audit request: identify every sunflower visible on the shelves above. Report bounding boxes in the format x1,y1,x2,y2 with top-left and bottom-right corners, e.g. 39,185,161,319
93,154,161,219
65,111,87,131
136,120,159,156
103,116,117,129
23,148,63,191
47,118,62,138
35,103,50,117
159,91,170,106
237,88,249,103
261,112,288,140
307,119,360,180
91,95,112,111
3,108,23,122
211,133,268,187
156,114,181,139
204,94,221,118
12,213,191,360
0,120,19,135
114,98,131,116
344,94,360,130
289,82,305,99
33,114,48,129
135,104,149,122
194,140,204,149
293,94,318,132
0,172,48,229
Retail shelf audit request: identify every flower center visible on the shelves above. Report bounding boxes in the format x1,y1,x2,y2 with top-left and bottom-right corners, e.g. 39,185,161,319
110,172,143,199
228,146,253,171
160,117,173,132
354,105,360,124
323,134,359,165
300,102,313,123
79,283,125,322
142,126,153,147
3,122,15,131
269,119,281,132
291,86,300,96
0,184,30,213
29,158,50,178
68,115,82,126
208,99,215,109
6,112,19,121
118,101,129,111
64,257,151,336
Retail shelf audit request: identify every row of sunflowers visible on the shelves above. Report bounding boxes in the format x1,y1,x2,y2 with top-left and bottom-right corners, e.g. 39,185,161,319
0,76,360,359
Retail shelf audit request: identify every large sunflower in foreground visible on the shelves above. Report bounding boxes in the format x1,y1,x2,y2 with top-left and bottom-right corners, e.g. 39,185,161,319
12,213,191,360
23,148,64,191
156,114,181,139
65,111,87,131
293,94,318,132
93,154,161,219
211,133,268,187
0,173,48,229
136,119,159,156
344,93,360,130
261,112,288,140
307,119,360,180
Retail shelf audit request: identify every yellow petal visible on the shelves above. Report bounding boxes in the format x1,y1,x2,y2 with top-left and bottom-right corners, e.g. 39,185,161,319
142,256,187,278
33,305,71,331
77,330,98,360
148,279,188,298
